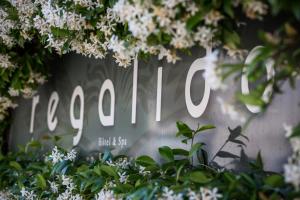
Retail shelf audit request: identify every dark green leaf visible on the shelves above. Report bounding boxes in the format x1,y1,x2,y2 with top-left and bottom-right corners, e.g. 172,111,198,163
189,143,204,158
172,148,189,156
264,174,284,187
9,161,22,170
159,146,174,162
36,174,46,189
100,165,118,178
216,151,239,159
189,171,211,183
136,155,157,166
196,125,215,133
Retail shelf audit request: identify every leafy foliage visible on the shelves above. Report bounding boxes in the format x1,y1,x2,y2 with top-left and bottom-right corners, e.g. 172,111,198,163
0,122,297,199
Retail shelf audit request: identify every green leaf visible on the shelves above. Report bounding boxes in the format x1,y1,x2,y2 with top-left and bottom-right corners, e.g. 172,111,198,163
186,11,204,30
159,146,174,162
189,142,204,158
176,164,185,182
189,171,212,183
237,93,265,106
9,161,22,170
216,151,239,159
100,165,118,178
223,0,234,18
240,173,256,189
176,121,193,138
197,149,208,165
289,123,300,138
36,174,47,189
93,165,102,176
172,148,189,156
196,125,215,133
264,174,284,187
136,155,157,166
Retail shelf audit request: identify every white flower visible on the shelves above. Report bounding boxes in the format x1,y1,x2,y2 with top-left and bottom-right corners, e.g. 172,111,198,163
20,188,37,200
200,187,222,200
187,189,200,200
0,190,12,200
48,181,58,193
21,87,37,99
9,0,37,34
202,51,227,91
118,172,128,183
223,45,248,60
194,27,214,48
244,1,268,20
161,187,183,200
61,175,72,186
20,187,27,197
70,194,83,200
0,96,18,110
162,0,184,8
65,149,77,162
73,0,102,10
57,189,72,200
48,146,64,164
186,2,199,15
217,97,246,123
95,189,116,200
283,123,293,138
0,54,14,69
290,138,300,154
204,10,223,26
138,166,151,176
8,87,20,97
0,8,16,47
158,47,180,64
284,163,300,190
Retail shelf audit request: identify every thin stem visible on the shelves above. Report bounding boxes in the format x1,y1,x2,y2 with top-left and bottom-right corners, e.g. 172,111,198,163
190,135,194,165
209,140,229,164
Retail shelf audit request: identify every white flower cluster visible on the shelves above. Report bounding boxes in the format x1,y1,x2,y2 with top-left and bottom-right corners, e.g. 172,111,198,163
160,187,183,200
217,97,246,123
159,187,222,200
2,0,227,68
0,96,18,121
0,54,14,69
0,190,12,200
0,7,16,47
244,1,268,20
202,51,227,91
95,188,119,200
9,0,37,39
138,165,151,176
56,175,82,200
283,124,300,190
106,157,130,170
48,180,59,193
48,146,77,164
109,0,220,67
20,188,37,200
73,0,101,10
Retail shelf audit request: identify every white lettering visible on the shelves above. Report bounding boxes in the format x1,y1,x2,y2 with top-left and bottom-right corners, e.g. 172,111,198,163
70,86,84,146
131,55,138,124
156,67,163,121
185,54,211,118
47,91,59,131
29,95,40,133
98,79,115,126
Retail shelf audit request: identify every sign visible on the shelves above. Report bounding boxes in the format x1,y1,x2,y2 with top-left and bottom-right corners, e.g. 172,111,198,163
9,46,300,172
